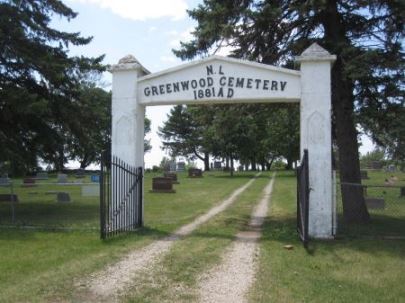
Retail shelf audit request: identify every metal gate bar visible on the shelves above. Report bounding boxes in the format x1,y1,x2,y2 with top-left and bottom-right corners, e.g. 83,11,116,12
297,149,309,247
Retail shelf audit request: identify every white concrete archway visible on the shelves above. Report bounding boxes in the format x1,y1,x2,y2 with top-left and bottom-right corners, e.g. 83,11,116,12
109,43,336,239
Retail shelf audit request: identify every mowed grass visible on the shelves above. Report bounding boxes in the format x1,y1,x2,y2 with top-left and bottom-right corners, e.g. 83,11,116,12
0,171,255,303
250,171,405,303
122,172,273,303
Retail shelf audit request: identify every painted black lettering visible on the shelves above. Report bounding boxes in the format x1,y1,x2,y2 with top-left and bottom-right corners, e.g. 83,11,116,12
198,89,204,98
181,81,189,90
207,77,214,87
227,88,234,98
219,76,226,86
151,86,158,96
144,87,151,96
271,81,278,91
218,87,224,97
159,84,165,94
166,83,172,94
247,78,253,88
199,78,206,87
173,82,180,92
219,65,224,75
206,65,214,76
255,79,261,89
191,80,198,89
280,81,287,91
263,80,269,90
228,77,234,87
235,78,244,88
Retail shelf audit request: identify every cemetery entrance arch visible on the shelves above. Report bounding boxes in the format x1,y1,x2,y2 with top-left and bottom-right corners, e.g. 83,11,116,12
109,43,336,239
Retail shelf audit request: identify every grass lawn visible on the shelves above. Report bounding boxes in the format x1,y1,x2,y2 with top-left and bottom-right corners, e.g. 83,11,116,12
0,170,255,303
250,171,405,303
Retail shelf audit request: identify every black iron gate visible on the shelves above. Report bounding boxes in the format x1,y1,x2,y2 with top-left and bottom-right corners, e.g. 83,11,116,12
100,154,143,239
297,149,310,247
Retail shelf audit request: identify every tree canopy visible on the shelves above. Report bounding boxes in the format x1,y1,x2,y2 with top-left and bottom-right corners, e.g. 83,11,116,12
174,0,404,222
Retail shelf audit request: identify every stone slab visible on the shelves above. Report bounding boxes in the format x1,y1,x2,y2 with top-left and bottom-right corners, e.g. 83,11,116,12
188,168,203,178
365,197,385,210
151,177,175,193
57,192,71,203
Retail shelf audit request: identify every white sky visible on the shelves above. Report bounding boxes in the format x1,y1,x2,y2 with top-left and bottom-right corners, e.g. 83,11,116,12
54,0,374,169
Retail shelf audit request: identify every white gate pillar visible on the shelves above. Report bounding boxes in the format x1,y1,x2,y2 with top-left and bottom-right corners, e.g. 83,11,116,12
110,55,148,168
297,43,336,239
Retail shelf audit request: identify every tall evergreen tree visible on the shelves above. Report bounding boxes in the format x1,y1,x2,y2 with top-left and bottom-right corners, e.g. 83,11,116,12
0,0,104,174
174,0,404,223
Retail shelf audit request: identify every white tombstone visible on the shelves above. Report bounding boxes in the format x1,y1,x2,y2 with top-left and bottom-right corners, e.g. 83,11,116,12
109,43,336,239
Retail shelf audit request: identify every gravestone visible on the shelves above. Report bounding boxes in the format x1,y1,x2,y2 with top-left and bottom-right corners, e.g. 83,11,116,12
365,197,385,210
57,192,71,203
91,175,100,183
360,170,369,179
386,164,396,172
176,162,186,172
214,161,222,169
188,168,203,178
57,173,68,184
35,172,49,180
75,169,85,178
169,161,177,172
370,161,383,170
81,185,100,197
22,177,36,187
0,194,18,203
0,177,11,187
164,172,179,184
150,177,175,193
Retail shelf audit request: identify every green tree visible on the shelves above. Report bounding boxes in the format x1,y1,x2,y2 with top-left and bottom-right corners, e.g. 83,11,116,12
0,0,104,174
174,0,404,223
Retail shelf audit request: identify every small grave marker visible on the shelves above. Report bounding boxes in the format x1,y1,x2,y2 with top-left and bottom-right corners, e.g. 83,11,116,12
188,168,203,178
22,177,36,187
360,170,369,179
57,192,71,203
386,164,396,172
91,175,100,183
75,169,85,178
177,162,186,172
81,185,100,197
150,177,175,193
365,197,385,210
0,177,11,187
57,173,68,184
35,172,49,180
214,161,222,169
164,172,179,184
0,194,18,203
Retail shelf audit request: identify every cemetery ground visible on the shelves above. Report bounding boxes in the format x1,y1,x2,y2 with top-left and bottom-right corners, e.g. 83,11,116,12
0,171,404,302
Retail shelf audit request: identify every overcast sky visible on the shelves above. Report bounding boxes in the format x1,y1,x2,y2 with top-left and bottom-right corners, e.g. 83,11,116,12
53,0,374,168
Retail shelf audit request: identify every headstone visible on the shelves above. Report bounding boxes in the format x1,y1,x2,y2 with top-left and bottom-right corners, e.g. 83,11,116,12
386,164,396,172
188,168,203,178
238,165,244,172
150,177,175,193
164,172,179,184
169,161,177,172
176,162,186,172
57,192,71,203
91,175,100,183
400,187,405,197
360,170,369,179
370,161,383,170
22,177,36,187
0,177,11,187
0,194,18,202
365,197,385,210
81,185,100,197
214,161,222,169
35,172,49,180
57,173,68,184
75,169,85,178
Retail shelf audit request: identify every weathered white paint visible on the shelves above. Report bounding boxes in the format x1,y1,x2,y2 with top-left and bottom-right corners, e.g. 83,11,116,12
109,44,336,239
297,43,336,238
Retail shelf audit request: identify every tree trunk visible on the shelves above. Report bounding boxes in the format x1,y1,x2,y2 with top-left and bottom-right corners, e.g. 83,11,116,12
204,152,210,171
251,160,256,171
230,156,234,177
322,1,370,223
